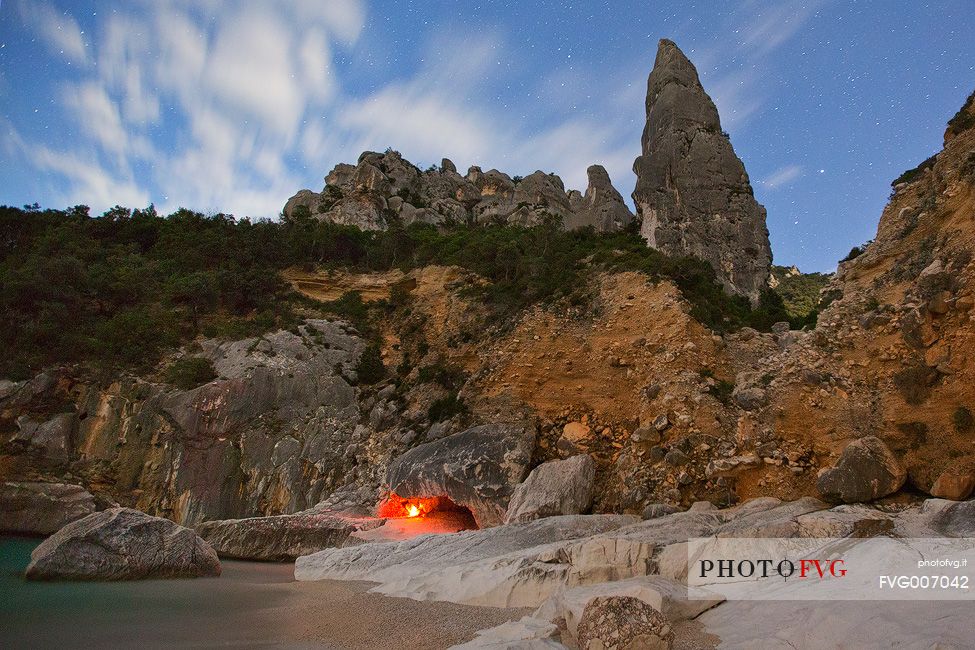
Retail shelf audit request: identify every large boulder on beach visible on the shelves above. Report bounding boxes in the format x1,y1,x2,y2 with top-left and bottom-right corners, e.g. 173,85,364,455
196,512,385,561
387,422,536,527
816,436,906,503
576,595,673,649
505,455,596,524
535,576,723,643
26,508,220,581
1,481,97,535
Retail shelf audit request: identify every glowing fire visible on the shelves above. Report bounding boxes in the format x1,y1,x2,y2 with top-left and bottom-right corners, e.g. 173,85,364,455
376,493,441,519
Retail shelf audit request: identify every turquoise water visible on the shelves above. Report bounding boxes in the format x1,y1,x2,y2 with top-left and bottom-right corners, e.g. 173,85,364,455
0,536,297,648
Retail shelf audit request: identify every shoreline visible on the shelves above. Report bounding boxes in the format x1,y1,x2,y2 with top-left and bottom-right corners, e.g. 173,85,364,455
1,537,529,649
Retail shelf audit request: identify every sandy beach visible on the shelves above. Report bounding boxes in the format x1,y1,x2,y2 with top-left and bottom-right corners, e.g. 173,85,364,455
1,537,529,649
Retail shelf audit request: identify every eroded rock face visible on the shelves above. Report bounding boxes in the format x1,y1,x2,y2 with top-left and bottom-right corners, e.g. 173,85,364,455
387,422,536,527
26,508,220,581
0,482,97,535
3,320,368,526
12,413,74,461
505,455,596,524
816,436,906,503
632,39,771,303
565,165,635,232
576,596,673,650
285,150,631,233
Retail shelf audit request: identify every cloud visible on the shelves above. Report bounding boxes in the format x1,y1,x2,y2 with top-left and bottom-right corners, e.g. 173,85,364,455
18,0,89,64
762,164,802,189
737,0,820,57
693,0,823,132
12,2,645,216
9,1,369,217
3,124,148,210
707,69,764,130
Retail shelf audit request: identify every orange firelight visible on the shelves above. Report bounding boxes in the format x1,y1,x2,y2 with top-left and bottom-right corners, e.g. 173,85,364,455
376,493,442,519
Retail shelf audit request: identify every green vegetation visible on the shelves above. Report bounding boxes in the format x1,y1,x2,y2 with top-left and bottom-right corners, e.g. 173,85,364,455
1,203,799,381
946,90,975,138
896,421,929,450
428,392,466,422
840,241,872,263
893,364,940,406
953,406,974,434
0,204,303,379
163,357,217,390
417,362,466,389
891,154,937,187
769,265,830,328
700,369,734,406
354,342,385,384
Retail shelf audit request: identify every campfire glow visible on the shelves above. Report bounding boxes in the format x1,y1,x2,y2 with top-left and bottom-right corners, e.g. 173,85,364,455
376,493,442,519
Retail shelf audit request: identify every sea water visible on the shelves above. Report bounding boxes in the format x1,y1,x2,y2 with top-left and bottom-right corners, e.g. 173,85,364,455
0,535,296,648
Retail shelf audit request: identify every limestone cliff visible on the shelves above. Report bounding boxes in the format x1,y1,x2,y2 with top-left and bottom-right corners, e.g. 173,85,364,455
284,151,633,233
632,39,772,303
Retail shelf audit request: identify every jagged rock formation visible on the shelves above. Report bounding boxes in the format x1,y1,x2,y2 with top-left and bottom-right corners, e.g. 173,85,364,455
632,39,772,303
566,165,635,232
284,151,633,232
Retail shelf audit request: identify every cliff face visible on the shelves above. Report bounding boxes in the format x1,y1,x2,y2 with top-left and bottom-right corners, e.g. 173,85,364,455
726,90,975,503
3,49,974,534
632,40,772,304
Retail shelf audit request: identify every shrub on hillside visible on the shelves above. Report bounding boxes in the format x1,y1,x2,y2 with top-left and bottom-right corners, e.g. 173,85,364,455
164,357,217,390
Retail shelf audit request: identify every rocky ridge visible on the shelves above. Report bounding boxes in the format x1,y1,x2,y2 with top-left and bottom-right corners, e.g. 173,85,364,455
285,152,634,234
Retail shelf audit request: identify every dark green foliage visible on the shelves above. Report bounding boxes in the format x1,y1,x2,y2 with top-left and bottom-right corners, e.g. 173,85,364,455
953,406,974,434
946,90,975,138
893,364,941,406
0,204,298,379
769,265,830,328
323,291,371,333
417,363,465,389
164,357,218,390
1,202,802,381
891,154,937,187
896,421,929,450
699,369,734,405
428,392,466,422
354,342,385,384
840,243,871,263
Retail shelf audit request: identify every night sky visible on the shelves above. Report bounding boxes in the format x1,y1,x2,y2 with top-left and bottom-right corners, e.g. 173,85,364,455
0,0,972,271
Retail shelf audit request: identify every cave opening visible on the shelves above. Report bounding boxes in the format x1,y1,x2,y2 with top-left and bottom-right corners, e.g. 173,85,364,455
376,493,478,531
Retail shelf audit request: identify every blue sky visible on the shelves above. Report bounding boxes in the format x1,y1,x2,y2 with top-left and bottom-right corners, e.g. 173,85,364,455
0,0,972,272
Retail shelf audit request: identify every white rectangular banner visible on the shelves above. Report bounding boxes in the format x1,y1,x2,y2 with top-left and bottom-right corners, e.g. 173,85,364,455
686,537,975,600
